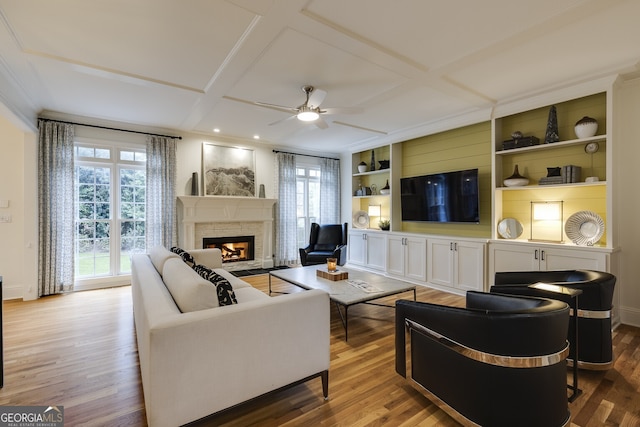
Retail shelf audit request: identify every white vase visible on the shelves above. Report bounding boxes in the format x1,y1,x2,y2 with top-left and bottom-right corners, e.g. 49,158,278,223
574,116,598,139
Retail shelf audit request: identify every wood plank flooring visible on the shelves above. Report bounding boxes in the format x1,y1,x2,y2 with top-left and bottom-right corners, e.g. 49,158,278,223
0,275,638,426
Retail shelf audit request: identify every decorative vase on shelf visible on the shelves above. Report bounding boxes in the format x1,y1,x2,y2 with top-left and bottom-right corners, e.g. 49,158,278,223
574,116,598,139
503,165,529,187
191,172,199,196
358,161,367,173
370,150,376,171
379,179,390,195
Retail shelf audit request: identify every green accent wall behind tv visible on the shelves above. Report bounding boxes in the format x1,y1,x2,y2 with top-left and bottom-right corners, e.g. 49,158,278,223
400,121,492,238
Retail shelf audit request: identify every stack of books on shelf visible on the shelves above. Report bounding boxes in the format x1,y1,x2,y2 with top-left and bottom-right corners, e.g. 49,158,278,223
538,175,563,185
538,165,582,185
562,165,582,183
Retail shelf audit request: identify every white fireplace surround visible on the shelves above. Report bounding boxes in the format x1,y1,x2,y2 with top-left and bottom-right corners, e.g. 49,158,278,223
177,196,277,270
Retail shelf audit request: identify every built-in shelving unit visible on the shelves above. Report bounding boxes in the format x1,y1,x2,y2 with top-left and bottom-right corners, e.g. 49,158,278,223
347,80,619,312
351,145,392,230
492,91,611,247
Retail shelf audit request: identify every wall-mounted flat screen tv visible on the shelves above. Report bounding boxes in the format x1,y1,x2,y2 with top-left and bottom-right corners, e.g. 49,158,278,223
400,168,479,223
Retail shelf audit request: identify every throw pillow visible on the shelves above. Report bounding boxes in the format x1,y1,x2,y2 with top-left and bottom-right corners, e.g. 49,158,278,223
193,264,238,306
170,246,195,268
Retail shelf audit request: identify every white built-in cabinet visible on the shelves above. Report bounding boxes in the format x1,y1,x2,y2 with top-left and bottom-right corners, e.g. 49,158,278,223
427,238,485,292
488,241,611,285
386,234,427,282
347,229,387,271
346,231,485,294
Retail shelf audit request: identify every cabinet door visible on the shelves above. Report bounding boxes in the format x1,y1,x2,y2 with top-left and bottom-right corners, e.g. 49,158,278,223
541,247,608,271
427,239,454,288
366,233,387,271
454,241,485,292
386,235,405,277
405,237,427,281
488,242,540,285
348,231,366,266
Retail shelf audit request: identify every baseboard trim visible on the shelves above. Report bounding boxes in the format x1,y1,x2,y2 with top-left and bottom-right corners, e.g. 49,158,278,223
619,306,640,328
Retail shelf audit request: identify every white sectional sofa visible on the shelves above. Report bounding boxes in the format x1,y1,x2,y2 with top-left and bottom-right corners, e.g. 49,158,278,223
131,246,330,427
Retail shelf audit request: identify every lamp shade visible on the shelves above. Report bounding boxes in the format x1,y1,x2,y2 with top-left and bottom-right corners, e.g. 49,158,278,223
532,201,562,220
530,201,564,242
368,205,381,217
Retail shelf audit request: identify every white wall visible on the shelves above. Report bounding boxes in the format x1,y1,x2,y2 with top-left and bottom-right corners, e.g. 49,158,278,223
176,134,276,198
0,115,37,300
617,78,640,326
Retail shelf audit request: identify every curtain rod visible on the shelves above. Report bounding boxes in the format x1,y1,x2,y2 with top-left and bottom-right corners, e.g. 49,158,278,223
272,149,339,161
38,118,182,140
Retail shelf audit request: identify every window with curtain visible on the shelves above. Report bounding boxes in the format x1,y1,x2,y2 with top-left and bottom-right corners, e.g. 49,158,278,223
276,153,340,265
73,142,147,290
296,165,320,250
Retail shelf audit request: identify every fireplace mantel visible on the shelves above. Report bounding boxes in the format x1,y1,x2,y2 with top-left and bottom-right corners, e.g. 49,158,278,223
177,196,277,268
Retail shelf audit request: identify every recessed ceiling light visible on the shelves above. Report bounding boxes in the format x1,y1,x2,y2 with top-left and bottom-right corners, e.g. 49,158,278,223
253,135,260,140
213,128,220,133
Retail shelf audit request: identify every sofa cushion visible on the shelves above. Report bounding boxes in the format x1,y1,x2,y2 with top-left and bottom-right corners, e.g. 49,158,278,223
162,258,219,312
149,245,181,275
233,286,270,303
193,265,238,306
170,246,195,267
189,248,223,269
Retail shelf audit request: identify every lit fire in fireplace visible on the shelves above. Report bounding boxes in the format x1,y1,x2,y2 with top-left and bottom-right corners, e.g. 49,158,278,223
203,236,255,263
220,243,246,261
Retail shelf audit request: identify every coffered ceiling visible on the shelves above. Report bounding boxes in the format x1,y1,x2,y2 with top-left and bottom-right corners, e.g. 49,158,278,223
1,0,639,152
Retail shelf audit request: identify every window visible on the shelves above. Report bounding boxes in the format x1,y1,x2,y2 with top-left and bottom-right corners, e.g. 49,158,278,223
74,143,146,288
296,165,320,249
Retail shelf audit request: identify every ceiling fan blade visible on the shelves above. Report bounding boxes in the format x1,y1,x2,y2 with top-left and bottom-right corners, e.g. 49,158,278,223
308,88,327,108
314,116,329,129
269,115,297,126
254,101,298,113
223,96,297,114
322,107,364,115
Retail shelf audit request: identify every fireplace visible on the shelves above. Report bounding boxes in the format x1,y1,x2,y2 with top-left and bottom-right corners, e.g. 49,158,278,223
203,236,255,263
177,196,276,269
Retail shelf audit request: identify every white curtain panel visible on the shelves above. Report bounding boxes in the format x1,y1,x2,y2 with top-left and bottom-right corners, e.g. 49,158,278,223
275,152,298,265
146,136,177,249
319,157,340,224
37,119,75,296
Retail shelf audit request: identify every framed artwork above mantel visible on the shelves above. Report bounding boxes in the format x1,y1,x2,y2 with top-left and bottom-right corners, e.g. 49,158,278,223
202,143,255,197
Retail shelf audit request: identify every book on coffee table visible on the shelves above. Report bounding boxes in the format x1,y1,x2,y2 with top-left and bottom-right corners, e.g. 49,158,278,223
347,279,381,293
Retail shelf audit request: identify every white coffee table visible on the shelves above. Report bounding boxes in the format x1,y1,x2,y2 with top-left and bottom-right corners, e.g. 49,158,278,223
269,265,416,340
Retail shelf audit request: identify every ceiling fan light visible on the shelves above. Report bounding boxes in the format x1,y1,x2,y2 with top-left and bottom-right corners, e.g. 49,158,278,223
297,105,320,121
297,110,319,122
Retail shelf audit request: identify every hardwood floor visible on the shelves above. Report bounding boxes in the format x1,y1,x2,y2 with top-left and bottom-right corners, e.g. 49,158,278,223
0,276,638,426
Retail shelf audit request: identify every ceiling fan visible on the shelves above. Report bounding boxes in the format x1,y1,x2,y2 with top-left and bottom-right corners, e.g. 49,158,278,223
225,85,362,129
